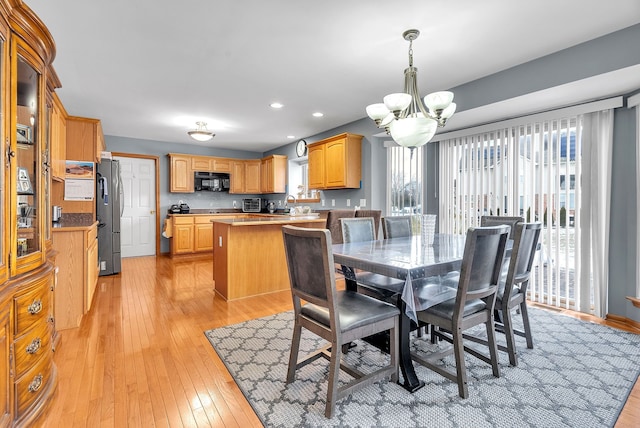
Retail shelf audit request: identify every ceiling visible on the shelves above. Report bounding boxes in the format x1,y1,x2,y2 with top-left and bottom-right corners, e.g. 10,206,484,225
25,0,640,152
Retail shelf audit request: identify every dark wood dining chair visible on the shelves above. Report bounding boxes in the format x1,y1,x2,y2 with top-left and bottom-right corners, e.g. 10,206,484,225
412,225,510,399
480,215,523,239
340,217,405,299
494,221,542,365
355,209,382,239
282,225,400,418
381,215,413,239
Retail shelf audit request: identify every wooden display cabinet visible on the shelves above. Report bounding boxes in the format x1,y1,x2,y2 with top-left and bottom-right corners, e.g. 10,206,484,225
0,3,62,425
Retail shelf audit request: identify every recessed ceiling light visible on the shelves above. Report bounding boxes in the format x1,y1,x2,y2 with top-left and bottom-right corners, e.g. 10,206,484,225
270,102,284,109
287,135,296,139
312,112,324,117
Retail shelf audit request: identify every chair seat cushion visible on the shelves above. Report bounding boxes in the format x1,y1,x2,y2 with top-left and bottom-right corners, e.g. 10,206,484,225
301,291,400,333
422,297,487,319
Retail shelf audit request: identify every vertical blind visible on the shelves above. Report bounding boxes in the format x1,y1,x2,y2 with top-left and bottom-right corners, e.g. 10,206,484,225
438,116,582,310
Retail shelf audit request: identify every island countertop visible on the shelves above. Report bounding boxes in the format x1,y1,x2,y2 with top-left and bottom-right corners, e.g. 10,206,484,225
212,216,325,300
211,215,325,226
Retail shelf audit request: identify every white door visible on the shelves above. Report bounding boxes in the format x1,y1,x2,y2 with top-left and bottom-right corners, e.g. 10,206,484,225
115,156,156,257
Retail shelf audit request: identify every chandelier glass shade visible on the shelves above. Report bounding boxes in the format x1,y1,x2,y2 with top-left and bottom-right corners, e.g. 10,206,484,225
366,29,456,148
188,121,215,142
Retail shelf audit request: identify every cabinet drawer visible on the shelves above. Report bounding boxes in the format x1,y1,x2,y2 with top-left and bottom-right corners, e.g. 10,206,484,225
195,216,215,224
14,276,51,335
86,225,97,247
173,216,194,225
15,356,52,418
14,321,51,377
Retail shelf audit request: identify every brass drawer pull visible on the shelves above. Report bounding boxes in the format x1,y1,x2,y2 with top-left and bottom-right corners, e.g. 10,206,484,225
26,338,41,354
28,374,43,393
28,300,42,315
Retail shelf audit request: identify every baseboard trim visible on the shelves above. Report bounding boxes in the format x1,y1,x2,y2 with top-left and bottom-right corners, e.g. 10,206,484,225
626,296,640,309
606,313,640,333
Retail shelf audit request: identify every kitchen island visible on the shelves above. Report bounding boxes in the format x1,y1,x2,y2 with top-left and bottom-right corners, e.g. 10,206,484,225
212,215,326,300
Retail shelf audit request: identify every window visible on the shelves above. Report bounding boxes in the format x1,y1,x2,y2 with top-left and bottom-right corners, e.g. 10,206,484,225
387,144,423,215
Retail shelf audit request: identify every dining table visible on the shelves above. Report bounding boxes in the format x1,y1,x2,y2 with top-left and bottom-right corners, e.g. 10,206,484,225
332,233,469,392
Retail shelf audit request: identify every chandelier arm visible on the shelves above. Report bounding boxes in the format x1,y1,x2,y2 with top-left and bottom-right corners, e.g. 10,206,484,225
403,66,430,118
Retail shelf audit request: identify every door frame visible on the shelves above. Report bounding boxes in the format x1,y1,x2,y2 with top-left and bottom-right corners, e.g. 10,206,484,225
112,152,161,257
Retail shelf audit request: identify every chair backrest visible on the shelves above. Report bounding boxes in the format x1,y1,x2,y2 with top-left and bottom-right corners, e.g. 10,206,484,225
340,217,376,243
282,226,336,311
382,216,413,239
480,215,524,239
325,209,356,244
455,225,510,308
355,209,382,239
503,222,542,292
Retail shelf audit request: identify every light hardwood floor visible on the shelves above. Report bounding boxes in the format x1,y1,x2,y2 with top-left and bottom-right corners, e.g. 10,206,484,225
34,255,639,427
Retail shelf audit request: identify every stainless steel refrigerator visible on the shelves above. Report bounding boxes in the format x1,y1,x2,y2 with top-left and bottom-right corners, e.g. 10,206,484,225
96,159,123,276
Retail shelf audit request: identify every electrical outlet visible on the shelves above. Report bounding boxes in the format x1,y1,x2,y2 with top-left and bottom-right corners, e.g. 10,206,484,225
233,200,237,209
321,199,325,206
331,199,335,207
360,199,366,207
346,199,350,206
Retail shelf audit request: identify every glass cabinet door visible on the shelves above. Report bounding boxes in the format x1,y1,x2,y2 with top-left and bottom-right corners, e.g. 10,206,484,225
15,54,41,259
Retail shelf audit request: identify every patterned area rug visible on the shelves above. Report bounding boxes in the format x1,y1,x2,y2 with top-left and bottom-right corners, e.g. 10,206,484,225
204,307,640,427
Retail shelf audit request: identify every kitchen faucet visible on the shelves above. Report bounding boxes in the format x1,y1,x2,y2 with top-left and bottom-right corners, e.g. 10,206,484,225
284,195,296,211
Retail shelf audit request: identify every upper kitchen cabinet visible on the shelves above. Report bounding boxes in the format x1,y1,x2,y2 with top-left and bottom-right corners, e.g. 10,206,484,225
49,92,66,181
66,116,105,164
308,133,362,189
168,153,194,193
191,155,231,173
230,160,261,194
260,155,287,194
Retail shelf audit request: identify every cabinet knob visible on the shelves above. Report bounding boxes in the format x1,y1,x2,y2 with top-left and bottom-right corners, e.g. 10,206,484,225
26,338,41,354
28,374,43,393
27,299,42,315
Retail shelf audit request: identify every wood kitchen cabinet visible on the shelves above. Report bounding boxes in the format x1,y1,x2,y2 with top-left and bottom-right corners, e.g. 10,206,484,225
260,155,287,194
52,222,99,329
171,216,195,255
50,93,67,181
66,116,105,165
230,160,261,194
169,214,243,256
169,153,194,193
308,133,362,189
191,156,232,173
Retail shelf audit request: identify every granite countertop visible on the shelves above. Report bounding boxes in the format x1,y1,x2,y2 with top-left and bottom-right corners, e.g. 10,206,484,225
168,208,244,216
212,216,325,226
52,213,98,231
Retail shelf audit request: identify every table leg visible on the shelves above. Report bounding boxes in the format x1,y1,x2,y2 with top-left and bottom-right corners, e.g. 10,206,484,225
398,300,425,392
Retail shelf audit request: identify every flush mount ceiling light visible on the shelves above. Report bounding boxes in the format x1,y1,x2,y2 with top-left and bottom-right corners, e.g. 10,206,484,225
366,29,456,149
187,121,215,142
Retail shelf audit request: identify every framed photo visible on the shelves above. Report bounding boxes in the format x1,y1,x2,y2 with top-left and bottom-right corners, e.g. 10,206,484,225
17,124,32,144
17,167,33,195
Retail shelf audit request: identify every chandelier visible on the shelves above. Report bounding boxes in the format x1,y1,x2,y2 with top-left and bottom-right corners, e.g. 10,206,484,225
188,121,215,142
366,29,456,148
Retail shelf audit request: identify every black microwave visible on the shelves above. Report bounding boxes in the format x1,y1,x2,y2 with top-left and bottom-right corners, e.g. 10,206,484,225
194,172,230,192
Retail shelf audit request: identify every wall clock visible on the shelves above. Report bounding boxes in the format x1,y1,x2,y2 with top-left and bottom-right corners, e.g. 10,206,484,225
296,139,307,157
